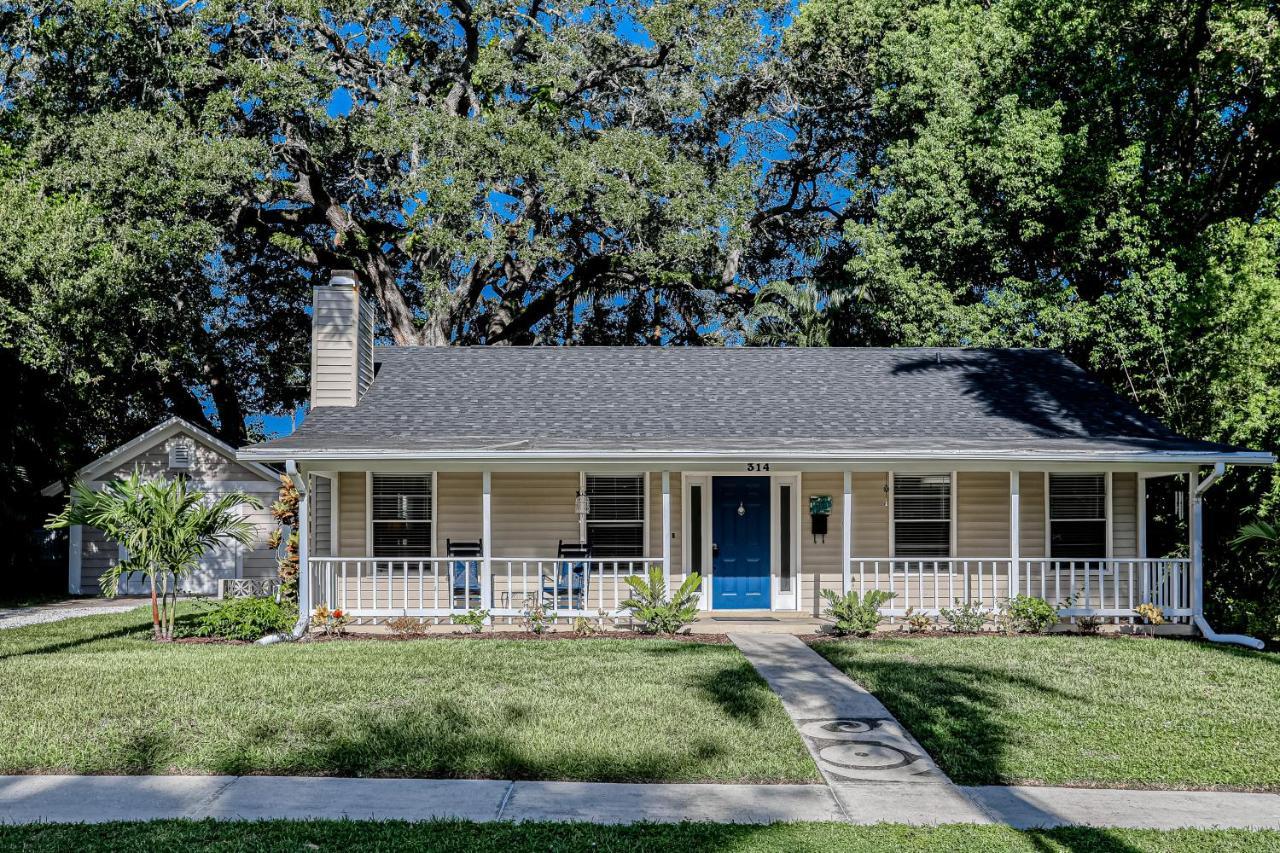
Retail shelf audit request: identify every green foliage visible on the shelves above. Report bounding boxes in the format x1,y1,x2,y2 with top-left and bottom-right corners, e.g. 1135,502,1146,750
46,474,260,640
940,600,989,634
454,609,489,634
997,596,1059,635
621,567,703,635
521,598,556,634
820,588,895,637
189,597,296,642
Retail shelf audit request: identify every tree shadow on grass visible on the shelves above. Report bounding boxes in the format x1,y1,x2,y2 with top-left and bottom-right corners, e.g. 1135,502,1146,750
811,639,1076,787
205,697,729,783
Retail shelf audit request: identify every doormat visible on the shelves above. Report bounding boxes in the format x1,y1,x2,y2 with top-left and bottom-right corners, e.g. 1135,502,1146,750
709,617,780,622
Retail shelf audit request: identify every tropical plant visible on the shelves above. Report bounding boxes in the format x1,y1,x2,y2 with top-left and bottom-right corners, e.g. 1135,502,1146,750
820,588,895,637
903,607,934,633
47,474,260,640
621,566,703,635
268,475,301,603
189,596,296,642
312,605,351,637
1227,520,1280,642
940,600,989,633
745,282,846,347
997,595,1059,635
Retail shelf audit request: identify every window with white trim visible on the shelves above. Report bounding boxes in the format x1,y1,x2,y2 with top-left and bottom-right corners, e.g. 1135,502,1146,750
371,474,432,557
585,474,645,558
893,474,951,557
1049,474,1106,559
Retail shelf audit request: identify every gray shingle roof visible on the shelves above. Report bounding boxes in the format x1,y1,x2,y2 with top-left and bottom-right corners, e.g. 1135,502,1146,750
243,347,1265,461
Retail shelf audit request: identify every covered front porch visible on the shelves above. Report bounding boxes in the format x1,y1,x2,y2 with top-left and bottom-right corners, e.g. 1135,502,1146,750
292,462,1208,626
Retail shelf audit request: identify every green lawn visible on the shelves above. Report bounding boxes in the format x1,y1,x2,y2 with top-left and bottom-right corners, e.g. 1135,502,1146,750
0,821,1276,852
0,608,817,782
812,635,1280,789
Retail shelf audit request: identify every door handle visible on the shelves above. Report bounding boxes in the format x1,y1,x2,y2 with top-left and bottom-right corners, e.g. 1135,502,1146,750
712,543,719,556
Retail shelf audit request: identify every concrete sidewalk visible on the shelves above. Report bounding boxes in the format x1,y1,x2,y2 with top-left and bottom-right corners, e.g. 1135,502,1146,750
1,774,1278,828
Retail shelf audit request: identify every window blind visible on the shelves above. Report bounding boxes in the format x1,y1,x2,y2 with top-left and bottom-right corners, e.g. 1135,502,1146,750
894,474,951,557
586,474,645,558
1049,474,1106,559
372,474,432,558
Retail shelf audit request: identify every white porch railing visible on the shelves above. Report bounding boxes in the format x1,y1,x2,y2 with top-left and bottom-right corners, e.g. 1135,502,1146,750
307,556,658,620
846,557,1193,618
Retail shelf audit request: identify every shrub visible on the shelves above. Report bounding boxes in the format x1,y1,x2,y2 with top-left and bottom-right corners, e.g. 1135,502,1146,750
940,600,988,633
1075,614,1105,635
903,607,934,633
820,588,895,637
190,596,295,641
521,597,555,634
621,566,702,635
312,605,351,637
386,616,425,637
998,595,1059,634
571,616,598,637
453,609,489,633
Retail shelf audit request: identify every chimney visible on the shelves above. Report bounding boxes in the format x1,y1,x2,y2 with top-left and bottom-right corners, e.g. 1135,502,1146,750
311,269,375,408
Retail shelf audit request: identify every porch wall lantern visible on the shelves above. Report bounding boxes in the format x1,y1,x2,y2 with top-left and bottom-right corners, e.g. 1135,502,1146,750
575,491,591,522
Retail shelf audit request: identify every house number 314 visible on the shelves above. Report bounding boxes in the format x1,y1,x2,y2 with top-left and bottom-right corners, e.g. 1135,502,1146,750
745,463,771,472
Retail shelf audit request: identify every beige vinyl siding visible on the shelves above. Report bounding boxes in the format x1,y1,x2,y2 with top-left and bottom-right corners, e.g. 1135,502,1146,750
648,472,679,577
79,527,117,594
1019,472,1046,558
1112,472,1138,557
852,473,890,555
437,472,482,548
312,476,333,556
311,286,366,407
800,472,845,615
957,472,1010,556
492,472,580,556
337,472,367,556
105,436,266,483
240,504,279,578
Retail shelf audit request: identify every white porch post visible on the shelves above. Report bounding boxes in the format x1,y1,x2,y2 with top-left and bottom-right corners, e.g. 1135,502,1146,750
68,524,82,595
661,470,672,594
481,470,493,612
296,479,311,617
1189,470,1204,620
1137,475,1148,558
842,471,852,594
1009,472,1020,598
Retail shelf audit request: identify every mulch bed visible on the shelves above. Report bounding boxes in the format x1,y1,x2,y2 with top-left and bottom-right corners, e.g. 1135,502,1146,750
304,630,736,645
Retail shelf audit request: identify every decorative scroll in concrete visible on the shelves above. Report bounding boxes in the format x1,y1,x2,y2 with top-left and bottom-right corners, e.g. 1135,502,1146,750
797,718,942,783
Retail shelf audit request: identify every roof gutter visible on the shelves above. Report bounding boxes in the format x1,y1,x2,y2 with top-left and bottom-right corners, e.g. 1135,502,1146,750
236,447,1276,466
1190,463,1265,650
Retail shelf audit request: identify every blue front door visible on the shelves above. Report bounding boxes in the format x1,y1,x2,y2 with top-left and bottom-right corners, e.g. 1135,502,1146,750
712,477,771,610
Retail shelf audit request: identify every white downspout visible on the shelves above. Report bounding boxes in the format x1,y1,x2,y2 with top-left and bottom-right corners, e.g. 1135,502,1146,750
258,460,311,645
1190,463,1263,650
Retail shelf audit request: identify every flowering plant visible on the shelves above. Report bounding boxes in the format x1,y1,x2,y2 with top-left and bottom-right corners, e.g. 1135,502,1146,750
1134,602,1165,638
312,605,351,637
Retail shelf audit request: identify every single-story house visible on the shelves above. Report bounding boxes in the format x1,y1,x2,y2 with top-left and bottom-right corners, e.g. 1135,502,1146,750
238,271,1274,645
43,418,283,596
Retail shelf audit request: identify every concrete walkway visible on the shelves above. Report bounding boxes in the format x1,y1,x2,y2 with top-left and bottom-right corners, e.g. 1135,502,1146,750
1,774,1278,828
0,598,147,630
729,632,992,823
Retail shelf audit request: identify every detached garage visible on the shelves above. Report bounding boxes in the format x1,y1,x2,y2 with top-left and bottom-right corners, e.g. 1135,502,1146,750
42,417,282,596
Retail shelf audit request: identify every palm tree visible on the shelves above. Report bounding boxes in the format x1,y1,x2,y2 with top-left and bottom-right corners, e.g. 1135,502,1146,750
745,281,845,347
48,473,261,639
1232,520,1280,551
